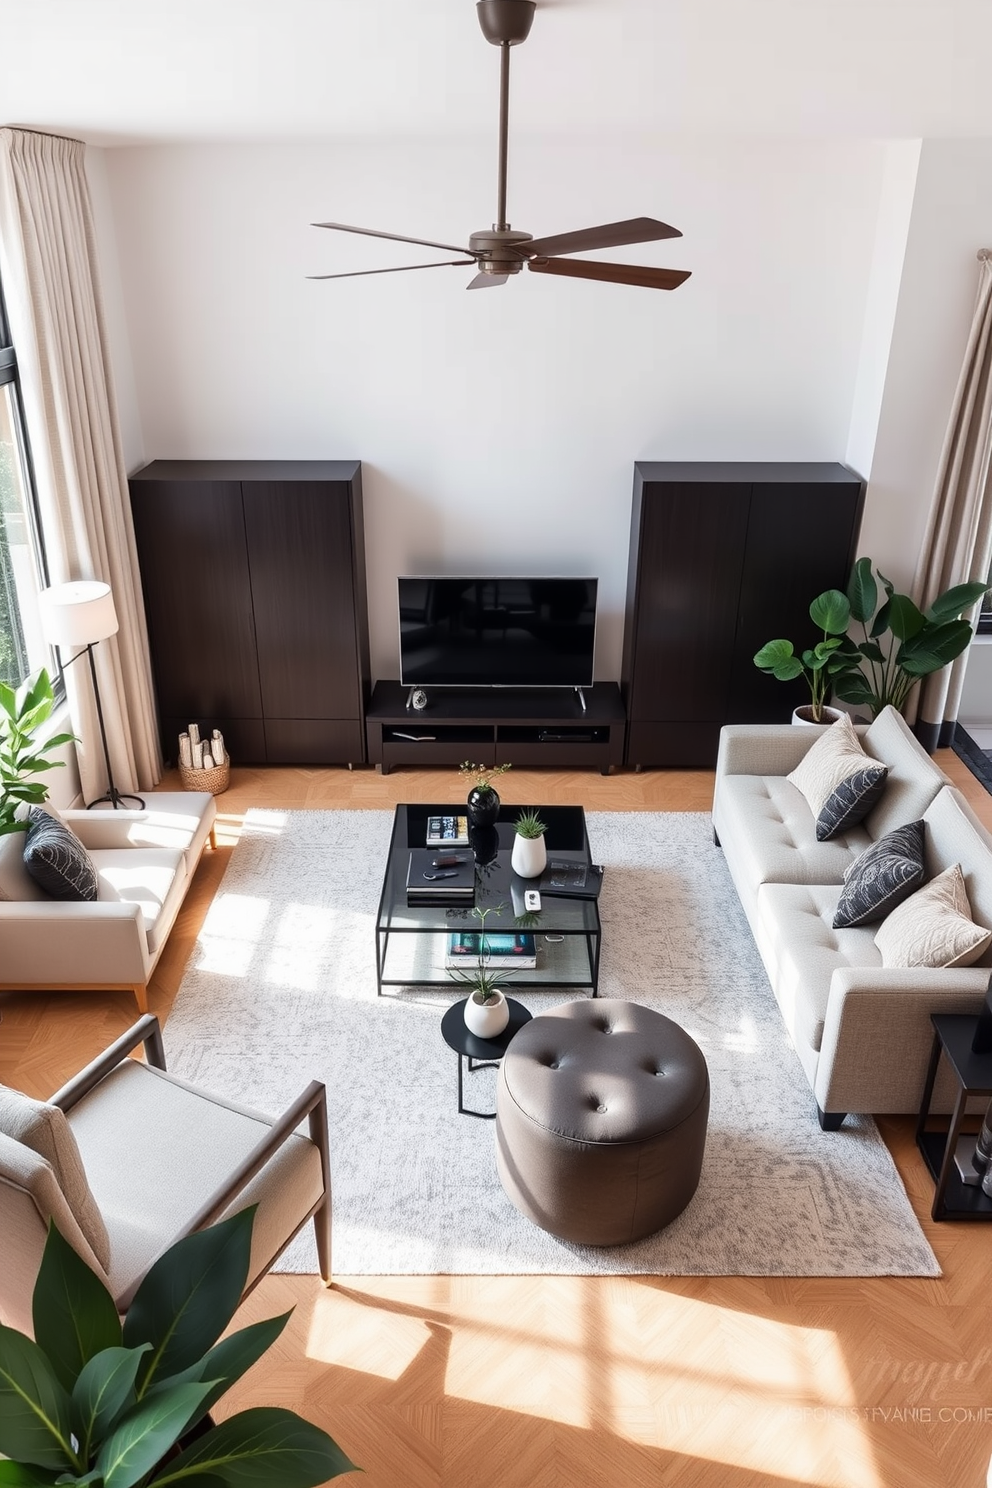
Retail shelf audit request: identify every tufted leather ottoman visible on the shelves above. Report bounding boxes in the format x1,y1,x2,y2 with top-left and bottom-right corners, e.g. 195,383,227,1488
496,999,709,1245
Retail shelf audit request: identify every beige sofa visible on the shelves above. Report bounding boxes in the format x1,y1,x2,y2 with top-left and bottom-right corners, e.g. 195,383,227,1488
712,707,992,1127
0,793,217,1012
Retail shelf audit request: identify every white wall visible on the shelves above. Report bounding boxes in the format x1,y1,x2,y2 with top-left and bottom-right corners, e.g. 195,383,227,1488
99,135,886,679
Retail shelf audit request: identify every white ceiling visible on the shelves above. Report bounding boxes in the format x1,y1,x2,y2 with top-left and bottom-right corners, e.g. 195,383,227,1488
3,0,992,147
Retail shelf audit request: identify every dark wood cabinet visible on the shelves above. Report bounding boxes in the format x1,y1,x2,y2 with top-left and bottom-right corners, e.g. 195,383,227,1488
129,460,369,765
622,462,866,768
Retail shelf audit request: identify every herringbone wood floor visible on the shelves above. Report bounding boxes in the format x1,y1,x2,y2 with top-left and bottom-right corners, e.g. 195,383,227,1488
3,756,992,1488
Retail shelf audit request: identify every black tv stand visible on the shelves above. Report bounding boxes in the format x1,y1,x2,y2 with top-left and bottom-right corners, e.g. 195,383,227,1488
366,682,626,775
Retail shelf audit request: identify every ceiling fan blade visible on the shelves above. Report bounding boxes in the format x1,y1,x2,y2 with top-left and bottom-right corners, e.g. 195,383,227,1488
467,272,510,289
308,260,476,280
527,257,691,291
524,217,682,259
313,221,474,257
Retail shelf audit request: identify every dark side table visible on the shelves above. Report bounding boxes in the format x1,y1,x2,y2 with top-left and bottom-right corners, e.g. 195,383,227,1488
916,1013,992,1220
440,997,532,1119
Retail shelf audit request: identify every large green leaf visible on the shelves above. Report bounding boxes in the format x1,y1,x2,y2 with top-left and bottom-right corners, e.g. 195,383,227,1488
832,672,878,707
846,557,877,625
148,1407,358,1487
71,1346,151,1463
753,639,803,680
0,1464,61,1486
808,589,850,635
885,593,926,642
124,1210,255,1393
925,580,988,623
94,1382,217,1488
898,619,975,675
33,1223,122,1392
148,1313,294,1434
0,1326,77,1471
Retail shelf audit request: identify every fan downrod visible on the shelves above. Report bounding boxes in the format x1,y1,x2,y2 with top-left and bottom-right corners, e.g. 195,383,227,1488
476,0,535,46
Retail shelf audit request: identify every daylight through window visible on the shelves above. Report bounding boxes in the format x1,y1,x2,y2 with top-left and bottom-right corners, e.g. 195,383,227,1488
0,286,50,689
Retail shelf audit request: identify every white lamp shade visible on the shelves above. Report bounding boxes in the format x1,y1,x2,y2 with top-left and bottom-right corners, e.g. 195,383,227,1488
38,581,119,647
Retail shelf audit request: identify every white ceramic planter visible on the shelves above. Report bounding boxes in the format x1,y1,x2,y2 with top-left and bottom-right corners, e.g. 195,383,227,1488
464,990,509,1039
792,705,845,727
511,832,547,878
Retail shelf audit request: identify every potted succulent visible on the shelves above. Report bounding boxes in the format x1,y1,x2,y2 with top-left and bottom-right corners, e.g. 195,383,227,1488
0,667,75,834
830,557,988,718
752,590,854,723
450,903,511,1038
510,808,548,879
0,1207,357,1487
458,759,511,829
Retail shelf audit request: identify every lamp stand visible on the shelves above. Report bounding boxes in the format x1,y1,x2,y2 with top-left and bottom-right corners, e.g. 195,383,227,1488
60,643,146,810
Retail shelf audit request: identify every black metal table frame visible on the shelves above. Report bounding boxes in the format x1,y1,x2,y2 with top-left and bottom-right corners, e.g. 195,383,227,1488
440,997,533,1119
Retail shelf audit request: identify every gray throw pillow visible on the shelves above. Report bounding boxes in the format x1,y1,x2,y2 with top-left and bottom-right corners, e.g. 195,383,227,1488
832,819,926,929
22,807,98,901
815,764,889,841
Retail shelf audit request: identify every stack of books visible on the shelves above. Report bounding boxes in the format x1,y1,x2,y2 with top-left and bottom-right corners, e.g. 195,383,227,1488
426,814,470,846
539,859,605,899
406,849,475,905
445,932,537,969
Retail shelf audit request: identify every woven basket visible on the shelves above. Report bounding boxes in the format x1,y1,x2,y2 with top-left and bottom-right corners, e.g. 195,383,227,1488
179,757,230,795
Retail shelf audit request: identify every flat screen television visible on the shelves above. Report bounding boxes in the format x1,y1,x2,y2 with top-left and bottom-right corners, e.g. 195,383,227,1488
398,576,597,689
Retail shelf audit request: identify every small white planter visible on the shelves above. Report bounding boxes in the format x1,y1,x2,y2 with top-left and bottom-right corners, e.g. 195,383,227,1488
792,705,845,727
511,833,547,879
464,990,509,1039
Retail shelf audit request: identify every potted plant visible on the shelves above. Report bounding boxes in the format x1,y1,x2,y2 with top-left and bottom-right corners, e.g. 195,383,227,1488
511,808,548,879
0,667,75,834
450,903,511,1038
830,557,988,718
458,759,512,829
0,1207,357,1487
752,590,854,723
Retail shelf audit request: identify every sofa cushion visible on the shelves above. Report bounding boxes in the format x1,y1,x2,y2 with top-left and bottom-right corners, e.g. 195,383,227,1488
921,787,992,967
874,864,992,969
861,706,949,839
832,819,927,929
756,882,881,1053
716,774,871,889
23,808,98,901
0,829,48,901
815,765,889,841
91,848,188,955
0,1085,110,1269
787,713,872,819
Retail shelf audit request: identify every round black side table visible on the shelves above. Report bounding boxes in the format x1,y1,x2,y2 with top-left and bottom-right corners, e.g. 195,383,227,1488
440,997,532,1118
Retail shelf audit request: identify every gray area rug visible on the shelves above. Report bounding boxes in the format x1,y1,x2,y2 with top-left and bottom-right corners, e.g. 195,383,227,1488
165,809,939,1277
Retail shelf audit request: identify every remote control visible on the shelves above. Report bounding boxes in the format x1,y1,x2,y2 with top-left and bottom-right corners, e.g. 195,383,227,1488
431,854,466,867
524,889,541,912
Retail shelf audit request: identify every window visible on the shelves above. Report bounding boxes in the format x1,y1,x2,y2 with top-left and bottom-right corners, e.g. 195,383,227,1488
978,556,992,636
0,283,50,688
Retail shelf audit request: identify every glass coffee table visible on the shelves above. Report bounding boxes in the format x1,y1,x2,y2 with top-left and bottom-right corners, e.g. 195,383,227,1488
375,803,602,997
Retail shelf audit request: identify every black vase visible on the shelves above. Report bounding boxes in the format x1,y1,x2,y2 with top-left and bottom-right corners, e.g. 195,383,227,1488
469,824,500,866
466,785,500,829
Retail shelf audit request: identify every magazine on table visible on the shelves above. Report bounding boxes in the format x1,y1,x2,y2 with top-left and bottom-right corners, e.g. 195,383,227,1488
539,859,605,899
445,932,537,969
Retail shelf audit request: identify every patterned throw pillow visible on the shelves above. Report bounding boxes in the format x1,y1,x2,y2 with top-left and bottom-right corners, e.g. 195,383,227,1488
814,764,889,842
0,1084,110,1268
832,819,926,929
22,807,98,901
874,863,992,969
788,713,879,822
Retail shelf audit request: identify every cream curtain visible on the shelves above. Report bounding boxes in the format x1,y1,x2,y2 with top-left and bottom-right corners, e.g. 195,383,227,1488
0,128,161,799
911,252,992,750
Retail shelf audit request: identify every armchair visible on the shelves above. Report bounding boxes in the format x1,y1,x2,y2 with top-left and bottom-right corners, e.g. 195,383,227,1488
0,1015,331,1334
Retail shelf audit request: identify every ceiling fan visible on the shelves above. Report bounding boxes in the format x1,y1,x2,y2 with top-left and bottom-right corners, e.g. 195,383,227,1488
310,0,690,293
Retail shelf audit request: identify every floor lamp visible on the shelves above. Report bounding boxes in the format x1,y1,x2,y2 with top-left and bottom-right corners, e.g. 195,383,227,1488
38,580,145,810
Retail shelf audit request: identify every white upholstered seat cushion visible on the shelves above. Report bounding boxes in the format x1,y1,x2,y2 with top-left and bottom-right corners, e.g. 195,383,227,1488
66,1061,324,1297
755,882,881,1053
66,793,216,873
91,848,187,954
716,774,871,888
